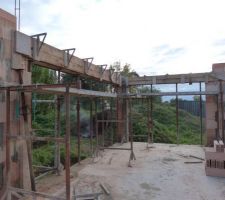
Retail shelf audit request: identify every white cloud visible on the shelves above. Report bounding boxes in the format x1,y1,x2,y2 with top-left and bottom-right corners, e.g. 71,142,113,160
1,0,225,76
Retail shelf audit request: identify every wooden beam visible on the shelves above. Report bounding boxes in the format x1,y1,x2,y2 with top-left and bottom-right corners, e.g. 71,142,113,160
15,31,121,85
128,72,216,85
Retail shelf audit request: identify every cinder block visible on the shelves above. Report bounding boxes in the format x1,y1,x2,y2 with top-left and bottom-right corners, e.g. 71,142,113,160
206,130,216,146
206,95,217,103
206,82,219,92
219,140,224,152
205,167,225,177
205,148,225,160
205,103,217,120
214,140,220,152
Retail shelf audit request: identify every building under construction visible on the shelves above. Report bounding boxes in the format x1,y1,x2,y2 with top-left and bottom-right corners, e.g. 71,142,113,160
0,7,225,200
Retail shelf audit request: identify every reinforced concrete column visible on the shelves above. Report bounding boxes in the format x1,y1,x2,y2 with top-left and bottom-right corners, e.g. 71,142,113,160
206,63,225,146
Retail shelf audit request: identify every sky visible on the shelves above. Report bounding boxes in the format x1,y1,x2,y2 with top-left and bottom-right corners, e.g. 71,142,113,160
1,0,225,76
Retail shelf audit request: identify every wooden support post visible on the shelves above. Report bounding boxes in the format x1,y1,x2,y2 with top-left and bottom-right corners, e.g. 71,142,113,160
65,86,71,200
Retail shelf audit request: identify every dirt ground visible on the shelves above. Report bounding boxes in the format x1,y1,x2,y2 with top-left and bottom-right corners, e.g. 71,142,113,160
37,142,225,200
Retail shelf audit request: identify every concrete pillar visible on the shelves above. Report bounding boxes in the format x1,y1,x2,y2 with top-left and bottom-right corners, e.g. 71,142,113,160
0,8,31,199
206,63,225,146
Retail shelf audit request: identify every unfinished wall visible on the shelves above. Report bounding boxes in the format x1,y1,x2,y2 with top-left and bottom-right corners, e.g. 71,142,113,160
0,8,31,198
206,63,225,146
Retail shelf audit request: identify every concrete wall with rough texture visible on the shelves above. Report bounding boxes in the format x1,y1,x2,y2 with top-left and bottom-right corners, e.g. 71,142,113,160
0,8,31,199
206,63,225,146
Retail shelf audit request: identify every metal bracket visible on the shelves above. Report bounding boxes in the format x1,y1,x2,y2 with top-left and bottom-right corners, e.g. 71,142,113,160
63,48,76,67
83,57,94,74
99,64,107,81
31,33,47,58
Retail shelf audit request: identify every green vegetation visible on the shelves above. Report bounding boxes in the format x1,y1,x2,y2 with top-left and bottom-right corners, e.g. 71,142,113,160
132,101,202,144
31,64,204,169
32,138,91,167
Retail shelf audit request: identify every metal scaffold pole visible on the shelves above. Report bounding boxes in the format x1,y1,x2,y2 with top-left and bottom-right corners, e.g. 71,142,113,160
176,83,179,144
65,86,71,200
199,82,203,145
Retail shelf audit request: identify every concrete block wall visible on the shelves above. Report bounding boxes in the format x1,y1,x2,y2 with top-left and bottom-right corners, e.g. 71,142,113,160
0,8,31,198
206,63,225,146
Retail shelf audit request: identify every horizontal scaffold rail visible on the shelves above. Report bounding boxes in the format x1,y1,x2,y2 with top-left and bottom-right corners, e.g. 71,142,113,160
10,135,65,143
0,84,117,98
124,91,218,97
0,84,218,98
96,120,126,122
128,71,225,85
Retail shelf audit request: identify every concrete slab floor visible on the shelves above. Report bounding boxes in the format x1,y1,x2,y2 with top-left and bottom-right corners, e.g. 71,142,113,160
37,143,225,200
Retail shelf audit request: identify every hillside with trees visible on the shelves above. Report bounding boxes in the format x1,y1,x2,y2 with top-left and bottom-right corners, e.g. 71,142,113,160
31,63,204,167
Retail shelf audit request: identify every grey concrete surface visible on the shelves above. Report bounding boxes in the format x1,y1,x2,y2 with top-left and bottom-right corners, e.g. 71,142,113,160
38,143,225,200
73,143,225,200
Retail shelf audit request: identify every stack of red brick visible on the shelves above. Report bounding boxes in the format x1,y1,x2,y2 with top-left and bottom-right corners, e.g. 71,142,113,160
205,140,225,177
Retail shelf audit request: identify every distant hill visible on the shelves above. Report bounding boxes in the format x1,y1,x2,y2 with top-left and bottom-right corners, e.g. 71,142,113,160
132,102,203,144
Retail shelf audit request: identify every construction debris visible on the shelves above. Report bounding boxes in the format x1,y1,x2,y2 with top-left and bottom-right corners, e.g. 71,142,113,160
99,182,110,196
184,161,203,164
189,155,205,161
205,140,225,177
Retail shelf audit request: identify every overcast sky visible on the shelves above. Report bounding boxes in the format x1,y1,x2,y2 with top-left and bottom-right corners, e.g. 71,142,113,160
1,0,225,76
